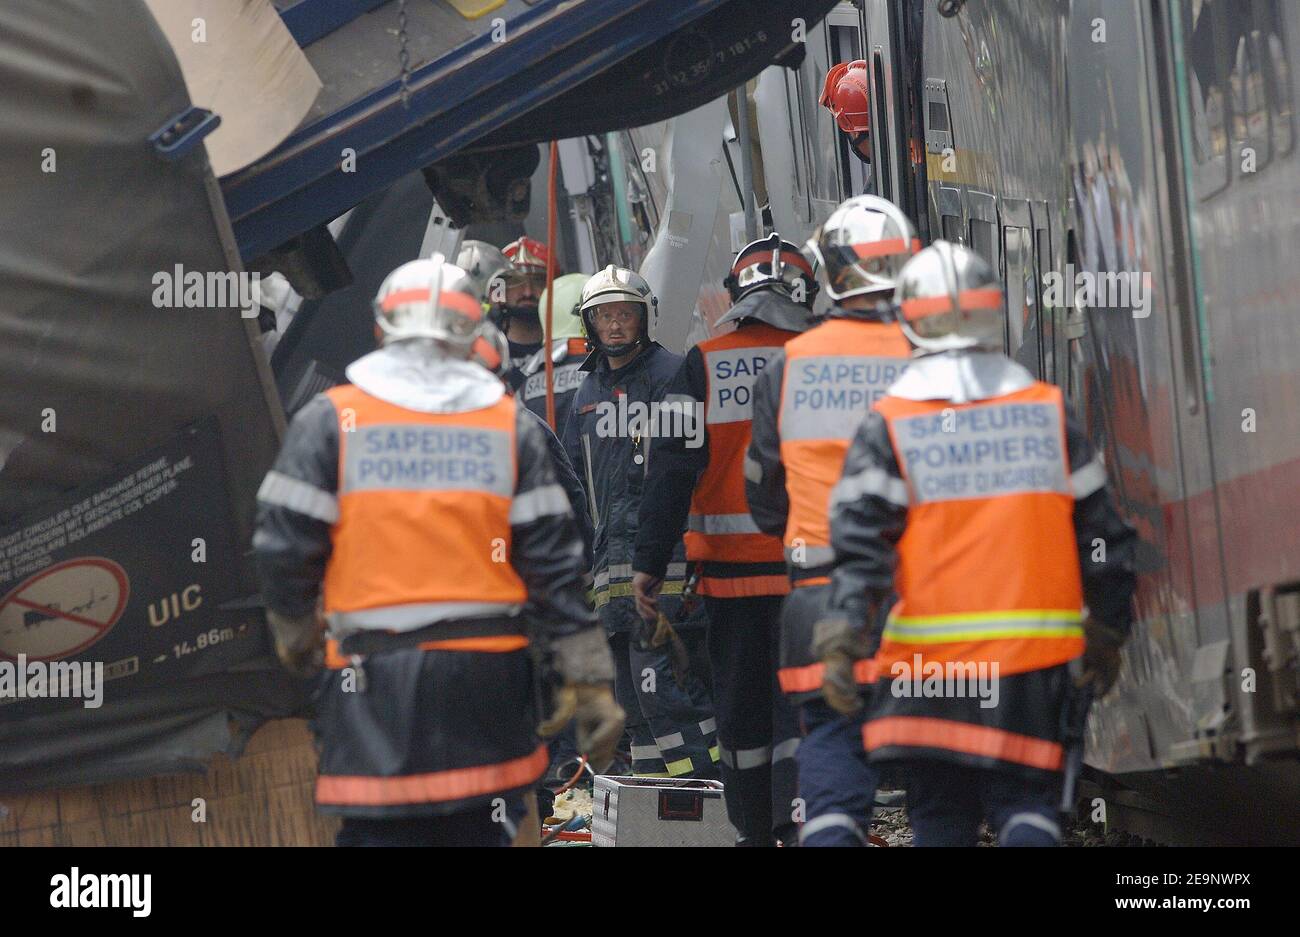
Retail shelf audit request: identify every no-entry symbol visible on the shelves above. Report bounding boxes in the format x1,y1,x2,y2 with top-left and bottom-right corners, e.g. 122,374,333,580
0,557,129,661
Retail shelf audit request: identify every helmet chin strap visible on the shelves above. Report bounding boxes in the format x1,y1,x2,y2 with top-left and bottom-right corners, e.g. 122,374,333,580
849,131,872,164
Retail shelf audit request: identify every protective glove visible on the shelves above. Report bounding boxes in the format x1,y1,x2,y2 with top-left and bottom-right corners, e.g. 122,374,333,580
1078,618,1125,696
266,608,324,677
539,684,625,772
641,611,674,649
539,628,624,769
813,614,871,716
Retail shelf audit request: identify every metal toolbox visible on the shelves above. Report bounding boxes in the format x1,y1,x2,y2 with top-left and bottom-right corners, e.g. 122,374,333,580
591,776,735,847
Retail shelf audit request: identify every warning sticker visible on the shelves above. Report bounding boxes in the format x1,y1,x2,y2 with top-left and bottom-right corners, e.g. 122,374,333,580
0,557,129,662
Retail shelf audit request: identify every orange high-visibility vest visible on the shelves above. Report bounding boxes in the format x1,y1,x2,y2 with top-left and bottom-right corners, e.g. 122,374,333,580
321,384,528,633
778,317,911,585
863,382,1085,773
685,322,797,596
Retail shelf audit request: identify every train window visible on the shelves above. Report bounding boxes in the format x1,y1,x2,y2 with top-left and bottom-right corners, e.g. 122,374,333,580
924,79,954,155
872,52,893,201
967,191,998,270
938,186,963,245
970,220,996,267
1003,225,1036,366
1063,228,1085,419
928,99,950,134
829,25,869,198
1179,0,1231,197
1230,23,1271,171
1259,1,1294,158
1035,226,1054,383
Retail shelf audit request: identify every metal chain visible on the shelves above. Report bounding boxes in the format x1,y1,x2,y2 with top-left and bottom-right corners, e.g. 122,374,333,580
397,0,412,110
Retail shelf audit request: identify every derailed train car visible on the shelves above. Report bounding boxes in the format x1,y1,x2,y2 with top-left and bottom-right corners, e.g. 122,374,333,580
893,0,1300,843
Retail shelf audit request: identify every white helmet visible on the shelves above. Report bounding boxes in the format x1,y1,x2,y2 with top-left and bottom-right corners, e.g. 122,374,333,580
577,264,658,357
455,240,510,303
896,241,1005,353
806,195,919,300
372,254,484,355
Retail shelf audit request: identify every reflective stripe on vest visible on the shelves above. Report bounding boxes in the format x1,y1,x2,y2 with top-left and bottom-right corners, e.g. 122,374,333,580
777,657,877,694
778,318,911,568
863,716,1064,772
874,382,1085,679
322,385,527,633
685,323,798,572
316,742,549,806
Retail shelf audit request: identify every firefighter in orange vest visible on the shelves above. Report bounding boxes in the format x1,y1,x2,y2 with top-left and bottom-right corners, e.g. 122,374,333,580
818,242,1136,846
745,195,918,846
632,234,815,846
253,255,623,847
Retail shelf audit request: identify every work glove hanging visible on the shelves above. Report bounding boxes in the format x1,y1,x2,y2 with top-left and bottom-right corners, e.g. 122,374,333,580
538,629,625,771
1078,617,1125,696
539,684,625,771
266,608,325,677
812,614,871,716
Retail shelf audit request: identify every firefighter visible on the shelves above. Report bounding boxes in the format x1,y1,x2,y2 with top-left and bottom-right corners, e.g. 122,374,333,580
252,255,623,847
820,60,875,192
456,239,511,316
498,236,558,388
562,265,719,781
632,234,815,846
745,196,918,846
817,242,1136,846
517,272,592,443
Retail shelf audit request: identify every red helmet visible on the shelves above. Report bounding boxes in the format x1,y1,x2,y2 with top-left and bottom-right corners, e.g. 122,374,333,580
820,60,871,134
503,236,552,276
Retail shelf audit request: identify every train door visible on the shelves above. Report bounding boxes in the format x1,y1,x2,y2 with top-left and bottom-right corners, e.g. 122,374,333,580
861,0,904,207
1000,197,1040,374
1031,200,1056,383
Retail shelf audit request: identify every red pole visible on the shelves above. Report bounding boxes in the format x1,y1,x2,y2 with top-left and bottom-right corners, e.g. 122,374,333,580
544,140,559,431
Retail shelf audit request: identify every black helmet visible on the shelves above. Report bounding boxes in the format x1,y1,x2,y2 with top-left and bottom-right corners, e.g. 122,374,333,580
723,233,819,308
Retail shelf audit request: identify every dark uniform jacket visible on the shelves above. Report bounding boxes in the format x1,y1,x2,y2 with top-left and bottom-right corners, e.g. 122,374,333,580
562,342,703,634
254,387,596,817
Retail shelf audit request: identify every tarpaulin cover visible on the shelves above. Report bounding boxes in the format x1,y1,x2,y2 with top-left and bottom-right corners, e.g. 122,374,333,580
0,0,303,792
142,0,322,178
